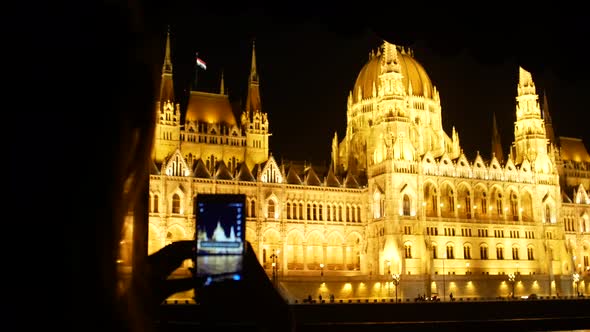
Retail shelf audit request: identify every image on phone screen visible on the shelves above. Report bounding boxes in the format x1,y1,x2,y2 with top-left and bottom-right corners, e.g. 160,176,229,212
194,194,246,284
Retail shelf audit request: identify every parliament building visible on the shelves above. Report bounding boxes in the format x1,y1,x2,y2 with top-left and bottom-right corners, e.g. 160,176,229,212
143,31,590,300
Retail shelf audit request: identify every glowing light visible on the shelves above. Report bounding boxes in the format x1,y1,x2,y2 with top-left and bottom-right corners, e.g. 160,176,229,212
422,202,427,206
343,283,352,291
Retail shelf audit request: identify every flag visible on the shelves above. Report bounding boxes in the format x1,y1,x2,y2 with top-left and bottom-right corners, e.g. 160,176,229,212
196,57,207,70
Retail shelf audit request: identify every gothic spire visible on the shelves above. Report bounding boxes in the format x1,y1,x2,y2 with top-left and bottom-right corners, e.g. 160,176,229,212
542,91,556,145
159,27,174,102
246,39,261,115
249,39,259,85
162,26,173,74
491,112,504,163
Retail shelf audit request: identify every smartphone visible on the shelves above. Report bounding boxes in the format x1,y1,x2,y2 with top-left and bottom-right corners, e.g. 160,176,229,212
193,193,247,286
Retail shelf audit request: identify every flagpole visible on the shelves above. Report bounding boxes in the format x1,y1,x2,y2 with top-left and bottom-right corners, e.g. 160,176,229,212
198,52,199,91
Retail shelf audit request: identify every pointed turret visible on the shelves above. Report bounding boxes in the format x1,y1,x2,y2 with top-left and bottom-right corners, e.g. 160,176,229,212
241,40,270,168
160,27,174,102
153,27,181,163
542,92,556,145
512,66,547,164
491,113,504,164
246,40,261,116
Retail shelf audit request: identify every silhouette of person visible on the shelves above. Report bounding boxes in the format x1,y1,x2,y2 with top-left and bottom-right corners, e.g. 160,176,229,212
31,1,294,331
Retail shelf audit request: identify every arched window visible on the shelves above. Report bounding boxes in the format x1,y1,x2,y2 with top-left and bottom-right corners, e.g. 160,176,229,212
512,247,519,260
510,193,518,221
286,202,291,219
448,189,455,212
446,244,454,259
251,200,256,218
527,247,534,260
357,207,361,222
307,203,312,220
496,193,503,216
299,203,303,220
432,189,438,215
338,205,343,221
545,204,551,223
481,192,487,215
405,244,412,258
465,191,471,217
346,205,350,222
480,245,488,259
373,191,382,219
312,204,317,220
327,204,332,221
432,244,437,259
172,194,180,214
463,244,472,259
153,195,159,213
268,200,275,219
318,204,323,221
403,194,411,216
496,246,504,260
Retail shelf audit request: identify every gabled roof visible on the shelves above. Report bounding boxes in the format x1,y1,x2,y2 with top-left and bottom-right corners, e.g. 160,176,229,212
285,165,302,184
236,162,255,182
325,167,341,187
304,166,321,186
561,189,573,203
344,172,360,188
192,158,211,178
559,136,590,163
150,160,161,175
215,160,233,180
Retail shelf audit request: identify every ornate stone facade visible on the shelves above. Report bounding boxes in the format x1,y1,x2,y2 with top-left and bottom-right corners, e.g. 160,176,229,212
143,32,590,299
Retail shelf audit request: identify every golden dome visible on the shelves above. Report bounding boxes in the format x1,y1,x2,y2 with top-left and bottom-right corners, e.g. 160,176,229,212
185,91,237,125
352,47,434,102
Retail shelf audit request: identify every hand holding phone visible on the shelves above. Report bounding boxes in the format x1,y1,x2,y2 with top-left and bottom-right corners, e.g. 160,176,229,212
193,194,247,285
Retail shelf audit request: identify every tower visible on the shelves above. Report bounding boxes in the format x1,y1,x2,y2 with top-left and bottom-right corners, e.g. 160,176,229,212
241,40,270,168
512,67,548,165
153,28,181,163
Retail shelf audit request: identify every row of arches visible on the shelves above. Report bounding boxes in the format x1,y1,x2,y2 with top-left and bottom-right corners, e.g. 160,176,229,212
422,182,543,222
426,242,539,261
245,198,363,223
256,229,363,271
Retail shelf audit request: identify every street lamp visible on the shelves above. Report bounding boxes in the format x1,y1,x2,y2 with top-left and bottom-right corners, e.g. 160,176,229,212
508,273,516,299
270,249,278,285
320,263,324,277
573,273,580,297
392,273,400,303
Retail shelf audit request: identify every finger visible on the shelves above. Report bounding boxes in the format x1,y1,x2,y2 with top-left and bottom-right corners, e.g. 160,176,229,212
148,241,195,279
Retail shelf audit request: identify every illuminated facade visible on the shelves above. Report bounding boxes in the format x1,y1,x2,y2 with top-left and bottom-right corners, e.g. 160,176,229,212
147,31,590,299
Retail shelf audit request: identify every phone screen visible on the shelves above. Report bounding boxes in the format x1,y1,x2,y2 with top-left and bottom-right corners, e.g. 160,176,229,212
194,194,246,285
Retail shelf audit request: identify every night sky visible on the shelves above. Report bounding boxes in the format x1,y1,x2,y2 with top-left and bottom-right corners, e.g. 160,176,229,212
154,5,589,165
